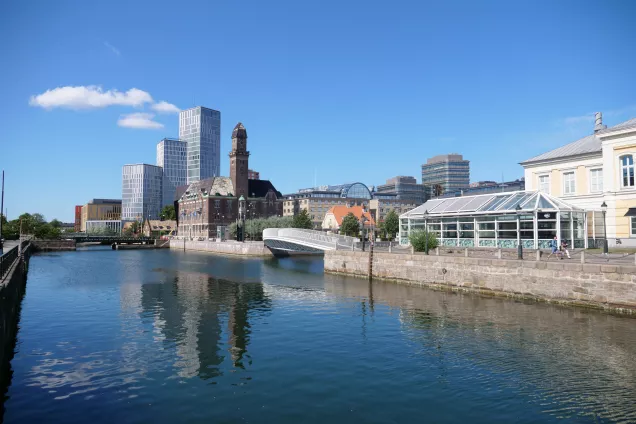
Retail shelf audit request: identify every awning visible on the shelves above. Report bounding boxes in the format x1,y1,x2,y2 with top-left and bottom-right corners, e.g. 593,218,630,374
624,208,636,217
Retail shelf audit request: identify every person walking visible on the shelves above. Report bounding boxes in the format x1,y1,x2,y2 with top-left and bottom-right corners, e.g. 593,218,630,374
547,236,559,260
560,240,571,259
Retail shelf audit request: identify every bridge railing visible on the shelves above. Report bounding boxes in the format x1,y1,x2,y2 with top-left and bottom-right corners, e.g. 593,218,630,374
263,228,357,250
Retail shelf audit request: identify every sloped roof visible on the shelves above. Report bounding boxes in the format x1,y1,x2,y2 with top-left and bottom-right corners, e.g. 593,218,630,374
248,179,282,198
179,177,235,201
520,134,601,164
326,205,375,226
600,117,636,134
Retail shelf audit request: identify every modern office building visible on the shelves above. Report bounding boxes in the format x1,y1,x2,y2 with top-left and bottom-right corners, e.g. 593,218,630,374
80,199,122,232
157,138,187,207
74,205,82,232
248,169,260,180
376,176,426,204
122,164,163,221
421,154,470,198
179,106,221,184
85,220,122,235
439,178,525,198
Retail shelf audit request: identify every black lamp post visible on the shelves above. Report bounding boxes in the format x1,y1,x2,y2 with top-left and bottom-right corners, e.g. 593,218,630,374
515,204,523,259
601,201,608,254
423,209,429,255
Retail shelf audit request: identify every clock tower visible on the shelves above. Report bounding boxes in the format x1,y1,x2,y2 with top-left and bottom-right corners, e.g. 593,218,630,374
229,122,250,198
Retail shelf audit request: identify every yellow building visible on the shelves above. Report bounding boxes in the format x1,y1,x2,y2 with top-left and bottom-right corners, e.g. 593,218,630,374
521,113,636,247
80,199,122,231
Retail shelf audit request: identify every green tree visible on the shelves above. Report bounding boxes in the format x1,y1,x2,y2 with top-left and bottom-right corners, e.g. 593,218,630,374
160,205,176,220
409,230,438,252
339,213,360,237
292,209,313,229
50,219,62,228
384,210,400,240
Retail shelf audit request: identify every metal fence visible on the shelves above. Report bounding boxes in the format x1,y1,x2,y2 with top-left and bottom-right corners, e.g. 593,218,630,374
0,245,19,280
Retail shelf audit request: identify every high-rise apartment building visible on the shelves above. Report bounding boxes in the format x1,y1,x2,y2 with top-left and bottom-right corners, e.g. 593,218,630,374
376,176,426,204
122,164,163,221
421,154,470,198
179,106,221,184
157,138,187,207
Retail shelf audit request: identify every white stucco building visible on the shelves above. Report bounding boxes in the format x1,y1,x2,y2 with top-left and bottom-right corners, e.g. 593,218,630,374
521,113,636,247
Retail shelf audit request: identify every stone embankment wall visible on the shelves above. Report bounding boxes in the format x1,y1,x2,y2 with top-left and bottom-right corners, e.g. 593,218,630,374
169,240,273,257
0,253,30,388
32,240,76,251
324,251,636,313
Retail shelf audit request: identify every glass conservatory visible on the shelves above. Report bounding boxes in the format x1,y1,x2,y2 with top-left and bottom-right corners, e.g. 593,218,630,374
399,191,590,249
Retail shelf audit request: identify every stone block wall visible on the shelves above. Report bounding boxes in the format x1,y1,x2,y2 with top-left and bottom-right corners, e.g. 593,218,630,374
32,240,76,251
169,240,273,257
324,251,636,312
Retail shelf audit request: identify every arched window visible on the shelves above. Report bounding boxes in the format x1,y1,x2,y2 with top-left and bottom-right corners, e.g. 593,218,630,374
621,155,635,188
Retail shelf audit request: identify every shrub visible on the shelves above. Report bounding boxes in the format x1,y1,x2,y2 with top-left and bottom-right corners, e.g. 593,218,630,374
409,230,438,252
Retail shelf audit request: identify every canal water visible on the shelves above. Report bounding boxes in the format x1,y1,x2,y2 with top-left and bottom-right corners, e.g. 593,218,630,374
2,248,636,423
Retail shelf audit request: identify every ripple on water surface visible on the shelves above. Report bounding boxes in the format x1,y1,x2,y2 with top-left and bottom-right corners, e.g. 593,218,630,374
2,249,636,423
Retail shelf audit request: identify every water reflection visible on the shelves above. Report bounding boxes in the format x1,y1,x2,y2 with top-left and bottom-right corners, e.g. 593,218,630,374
323,277,636,423
140,267,271,380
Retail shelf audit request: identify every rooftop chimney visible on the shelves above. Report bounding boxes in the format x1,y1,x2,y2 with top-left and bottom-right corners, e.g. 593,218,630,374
594,112,607,133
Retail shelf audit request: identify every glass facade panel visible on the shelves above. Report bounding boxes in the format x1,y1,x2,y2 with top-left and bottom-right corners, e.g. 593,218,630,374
180,107,221,184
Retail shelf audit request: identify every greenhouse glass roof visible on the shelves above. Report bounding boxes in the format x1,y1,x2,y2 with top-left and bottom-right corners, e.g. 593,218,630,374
400,191,584,218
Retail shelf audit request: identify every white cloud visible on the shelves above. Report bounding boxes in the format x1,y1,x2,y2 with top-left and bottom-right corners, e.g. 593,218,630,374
104,41,121,56
562,114,595,126
117,113,164,129
29,86,153,110
151,101,180,114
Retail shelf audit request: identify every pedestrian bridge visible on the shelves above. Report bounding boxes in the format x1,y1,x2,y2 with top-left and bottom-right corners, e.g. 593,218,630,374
262,228,357,253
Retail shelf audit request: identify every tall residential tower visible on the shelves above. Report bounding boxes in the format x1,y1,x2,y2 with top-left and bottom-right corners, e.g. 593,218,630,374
157,138,187,207
122,164,163,221
179,106,221,184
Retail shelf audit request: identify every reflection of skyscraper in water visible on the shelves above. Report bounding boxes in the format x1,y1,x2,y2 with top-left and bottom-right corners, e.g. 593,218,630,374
140,269,271,380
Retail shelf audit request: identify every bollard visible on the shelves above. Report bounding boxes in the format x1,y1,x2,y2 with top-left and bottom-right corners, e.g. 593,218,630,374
464,248,468,257
411,245,414,254
535,250,541,261
389,242,392,253
351,242,355,252
580,250,585,264
496,249,502,259
435,247,439,256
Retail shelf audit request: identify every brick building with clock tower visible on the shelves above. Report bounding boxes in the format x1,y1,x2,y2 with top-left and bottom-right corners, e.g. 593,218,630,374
175,122,284,239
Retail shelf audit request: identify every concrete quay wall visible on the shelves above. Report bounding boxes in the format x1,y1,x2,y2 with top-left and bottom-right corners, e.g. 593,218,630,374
169,240,273,257
324,251,636,313
0,254,29,388
32,240,76,251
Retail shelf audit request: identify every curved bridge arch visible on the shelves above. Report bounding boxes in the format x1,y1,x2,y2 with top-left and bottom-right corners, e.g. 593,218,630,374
263,228,357,252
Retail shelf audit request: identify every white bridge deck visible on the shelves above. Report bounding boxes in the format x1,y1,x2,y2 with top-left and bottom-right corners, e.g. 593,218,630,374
262,228,358,252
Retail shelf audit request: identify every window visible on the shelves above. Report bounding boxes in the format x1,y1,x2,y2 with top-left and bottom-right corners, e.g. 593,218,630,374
562,172,575,195
590,168,603,193
621,155,635,188
631,217,636,237
538,175,550,193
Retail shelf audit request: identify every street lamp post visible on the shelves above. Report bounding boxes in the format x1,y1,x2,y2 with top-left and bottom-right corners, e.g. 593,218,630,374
423,209,429,255
601,201,608,254
515,204,523,259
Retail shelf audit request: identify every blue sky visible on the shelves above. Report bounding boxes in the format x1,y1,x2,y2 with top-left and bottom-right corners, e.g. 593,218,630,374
1,0,635,222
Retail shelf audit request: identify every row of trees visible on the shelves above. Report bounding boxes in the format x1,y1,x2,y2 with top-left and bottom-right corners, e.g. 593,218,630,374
228,216,293,241
338,210,400,240
1,213,65,240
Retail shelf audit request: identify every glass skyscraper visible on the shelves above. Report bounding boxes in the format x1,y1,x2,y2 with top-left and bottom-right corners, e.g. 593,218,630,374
157,138,187,207
122,164,163,221
179,106,221,184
